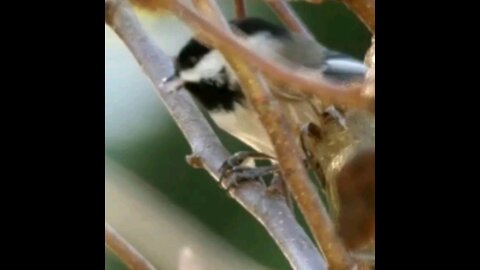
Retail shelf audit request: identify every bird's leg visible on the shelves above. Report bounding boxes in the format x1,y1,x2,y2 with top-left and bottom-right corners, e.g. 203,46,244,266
219,151,278,190
300,122,338,213
324,105,347,130
300,123,326,188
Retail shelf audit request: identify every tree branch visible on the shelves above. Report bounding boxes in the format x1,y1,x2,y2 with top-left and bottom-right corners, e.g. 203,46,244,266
187,1,354,269
105,1,326,269
341,0,374,32
105,222,157,270
265,0,315,40
167,1,373,112
364,36,375,101
234,0,246,19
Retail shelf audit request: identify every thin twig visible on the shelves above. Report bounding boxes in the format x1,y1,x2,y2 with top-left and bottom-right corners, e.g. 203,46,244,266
105,1,326,269
167,1,373,112
265,0,315,40
189,1,354,269
341,0,374,32
105,222,157,270
364,35,374,100
234,0,247,19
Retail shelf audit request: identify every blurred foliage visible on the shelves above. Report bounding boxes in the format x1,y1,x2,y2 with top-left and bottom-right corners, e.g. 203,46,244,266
106,250,129,270
105,1,371,269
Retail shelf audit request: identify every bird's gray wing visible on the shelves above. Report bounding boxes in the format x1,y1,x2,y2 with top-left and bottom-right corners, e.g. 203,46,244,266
265,35,328,101
262,35,366,119
279,34,367,84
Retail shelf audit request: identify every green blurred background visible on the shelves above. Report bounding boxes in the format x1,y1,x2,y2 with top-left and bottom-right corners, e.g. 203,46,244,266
105,1,371,269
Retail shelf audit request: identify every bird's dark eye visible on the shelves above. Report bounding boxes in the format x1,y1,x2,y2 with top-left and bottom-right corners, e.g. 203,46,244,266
189,56,198,63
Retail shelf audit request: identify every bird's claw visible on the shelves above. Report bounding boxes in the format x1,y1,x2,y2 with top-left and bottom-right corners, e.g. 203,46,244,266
218,151,277,191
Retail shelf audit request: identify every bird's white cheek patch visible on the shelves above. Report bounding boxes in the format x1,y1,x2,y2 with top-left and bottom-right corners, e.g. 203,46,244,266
179,51,226,83
179,69,201,82
180,68,202,82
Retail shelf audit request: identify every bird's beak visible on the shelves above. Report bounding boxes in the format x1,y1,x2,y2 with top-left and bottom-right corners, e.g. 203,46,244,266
173,58,180,75
163,73,177,83
162,58,180,84
161,70,184,93
160,57,185,92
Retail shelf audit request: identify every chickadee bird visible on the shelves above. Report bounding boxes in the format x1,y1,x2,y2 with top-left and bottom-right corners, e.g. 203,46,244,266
174,17,367,183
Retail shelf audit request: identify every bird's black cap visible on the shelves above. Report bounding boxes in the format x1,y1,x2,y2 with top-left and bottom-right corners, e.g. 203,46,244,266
175,17,289,73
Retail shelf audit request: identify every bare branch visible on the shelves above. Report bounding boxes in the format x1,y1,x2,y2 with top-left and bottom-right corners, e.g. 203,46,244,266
341,0,374,32
363,36,375,101
265,0,315,40
105,1,326,269
192,0,229,27
105,222,157,270
234,0,247,19
167,1,373,112
188,1,354,269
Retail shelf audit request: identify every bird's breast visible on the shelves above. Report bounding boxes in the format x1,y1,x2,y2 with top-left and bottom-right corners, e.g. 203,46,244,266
210,103,276,157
